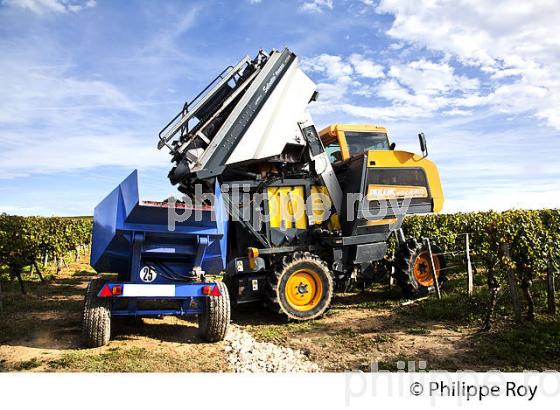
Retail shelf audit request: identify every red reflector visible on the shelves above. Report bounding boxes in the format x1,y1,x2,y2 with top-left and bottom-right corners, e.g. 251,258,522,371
210,285,221,297
202,285,211,295
112,285,123,296
98,284,112,297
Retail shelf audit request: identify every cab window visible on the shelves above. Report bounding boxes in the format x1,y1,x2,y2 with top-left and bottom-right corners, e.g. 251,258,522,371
325,142,342,163
345,131,389,155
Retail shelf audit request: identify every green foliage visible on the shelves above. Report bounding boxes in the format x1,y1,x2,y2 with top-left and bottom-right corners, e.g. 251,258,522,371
0,215,44,277
0,213,92,279
400,291,490,325
1,209,559,287
399,209,560,283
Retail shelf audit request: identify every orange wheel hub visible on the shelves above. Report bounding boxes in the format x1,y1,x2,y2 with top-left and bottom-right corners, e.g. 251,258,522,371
285,268,323,311
413,251,441,287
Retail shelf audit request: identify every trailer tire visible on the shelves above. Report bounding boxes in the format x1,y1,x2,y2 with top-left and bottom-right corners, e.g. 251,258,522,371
266,253,333,320
81,278,111,348
394,238,446,298
198,282,230,342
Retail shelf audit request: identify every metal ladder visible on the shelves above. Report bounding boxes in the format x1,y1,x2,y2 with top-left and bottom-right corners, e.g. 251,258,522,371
157,50,270,158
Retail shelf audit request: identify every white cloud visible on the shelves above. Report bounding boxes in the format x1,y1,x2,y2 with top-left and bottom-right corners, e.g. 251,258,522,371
0,2,208,187
442,108,471,117
0,132,166,178
339,102,431,121
0,58,161,178
443,187,560,213
349,54,385,79
388,59,479,96
302,10,559,127
302,53,354,83
376,0,560,129
3,0,96,15
301,54,357,101
141,6,201,63
299,0,333,14
0,59,137,127
302,53,481,120
0,204,53,216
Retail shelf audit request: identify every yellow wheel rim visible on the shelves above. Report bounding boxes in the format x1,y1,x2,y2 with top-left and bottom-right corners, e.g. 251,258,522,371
413,251,441,287
284,268,323,311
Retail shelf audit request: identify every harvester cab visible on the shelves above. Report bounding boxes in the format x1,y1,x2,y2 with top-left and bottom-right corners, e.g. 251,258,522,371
319,124,393,163
84,48,446,347
318,123,444,214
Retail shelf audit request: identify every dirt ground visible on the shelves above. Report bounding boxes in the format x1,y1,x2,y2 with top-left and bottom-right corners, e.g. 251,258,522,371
1,260,559,372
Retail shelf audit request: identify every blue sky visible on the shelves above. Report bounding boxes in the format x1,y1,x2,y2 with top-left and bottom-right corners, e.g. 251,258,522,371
0,0,559,216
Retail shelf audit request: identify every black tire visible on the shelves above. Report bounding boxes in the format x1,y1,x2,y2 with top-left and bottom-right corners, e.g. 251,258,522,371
198,282,230,342
394,238,446,297
266,252,333,320
81,278,111,347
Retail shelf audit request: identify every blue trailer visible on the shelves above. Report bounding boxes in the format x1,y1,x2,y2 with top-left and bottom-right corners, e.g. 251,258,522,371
82,170,230,347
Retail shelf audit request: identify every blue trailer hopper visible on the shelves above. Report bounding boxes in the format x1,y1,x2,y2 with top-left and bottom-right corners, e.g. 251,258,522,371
90,170,228,283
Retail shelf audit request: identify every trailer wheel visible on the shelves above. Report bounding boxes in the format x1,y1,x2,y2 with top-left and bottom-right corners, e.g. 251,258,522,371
394,239,446,297
198,282,230,342
267,253,333,320
81,278,111,348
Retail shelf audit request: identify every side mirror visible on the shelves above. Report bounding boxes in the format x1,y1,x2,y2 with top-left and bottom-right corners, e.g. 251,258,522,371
418,132,428,157
389,142,396,150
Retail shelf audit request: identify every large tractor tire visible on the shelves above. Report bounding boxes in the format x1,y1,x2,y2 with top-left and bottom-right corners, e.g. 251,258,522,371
198,281,230,342
82,278,111,348
394,239,446,298
266,252,333,320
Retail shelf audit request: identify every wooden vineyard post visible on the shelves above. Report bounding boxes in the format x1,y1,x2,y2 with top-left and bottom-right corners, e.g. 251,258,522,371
0,280,3,312
501,243,522,323
423,238,441,299
466,233,473,296
547,262,556,314
483,268,500,331
389,241,396,289
389,230,401,289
